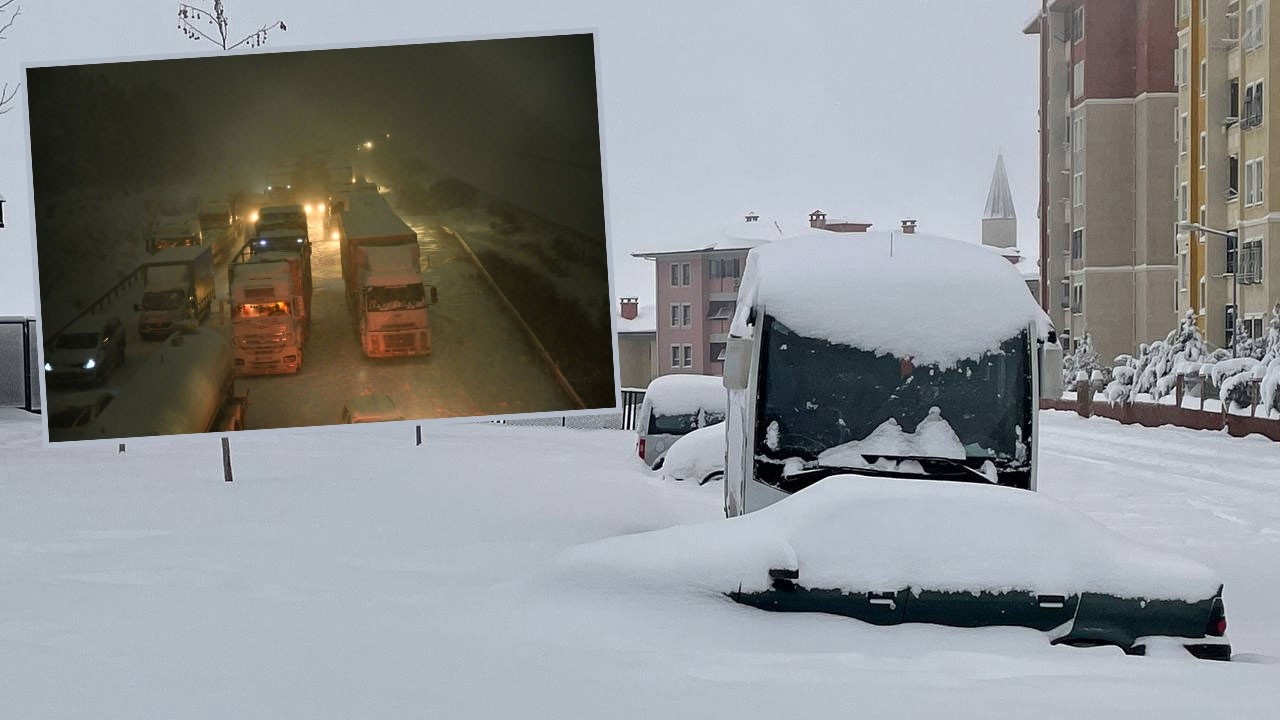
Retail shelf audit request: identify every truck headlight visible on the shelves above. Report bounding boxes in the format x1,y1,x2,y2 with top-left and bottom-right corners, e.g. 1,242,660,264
83,358,96,370
43,362,52,372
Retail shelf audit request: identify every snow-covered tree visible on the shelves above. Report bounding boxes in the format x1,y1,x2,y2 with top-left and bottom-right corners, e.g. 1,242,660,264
1261,303,1280,417
1062,332,1101,390
177,1,286,50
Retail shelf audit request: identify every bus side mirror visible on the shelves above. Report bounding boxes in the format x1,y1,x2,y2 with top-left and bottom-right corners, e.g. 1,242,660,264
724,337,752,391
1038,340,1064,400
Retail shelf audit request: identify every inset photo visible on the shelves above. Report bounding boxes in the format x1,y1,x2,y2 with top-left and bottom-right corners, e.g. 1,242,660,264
24,32,616,442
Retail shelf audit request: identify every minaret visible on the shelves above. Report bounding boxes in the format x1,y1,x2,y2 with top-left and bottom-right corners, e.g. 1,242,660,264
982,153,1017,249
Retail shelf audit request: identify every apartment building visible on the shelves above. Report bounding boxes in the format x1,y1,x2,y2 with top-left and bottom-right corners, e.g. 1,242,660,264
1180,0,1279,349
615,298,657,389
633,212,875,377
1026,0,1180,362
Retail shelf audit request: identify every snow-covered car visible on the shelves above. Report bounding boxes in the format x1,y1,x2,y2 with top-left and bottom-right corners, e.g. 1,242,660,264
46,390,116,440
658,422,726,485
342,394,405,424
43,316,127,387
636,374,727,469
722,478,1232,661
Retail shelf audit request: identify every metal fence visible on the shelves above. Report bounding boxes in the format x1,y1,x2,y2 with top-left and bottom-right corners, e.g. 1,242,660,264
0,317,40,412
485,389,645,431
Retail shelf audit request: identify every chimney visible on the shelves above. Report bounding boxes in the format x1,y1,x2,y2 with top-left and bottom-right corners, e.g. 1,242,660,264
809,210,827,228
744,211,760,223
619,297,639,320
901,219,917,234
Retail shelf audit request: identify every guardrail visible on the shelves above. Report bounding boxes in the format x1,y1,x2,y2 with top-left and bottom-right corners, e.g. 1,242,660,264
45,265,146,345
439,224,587,410
485,389,645,430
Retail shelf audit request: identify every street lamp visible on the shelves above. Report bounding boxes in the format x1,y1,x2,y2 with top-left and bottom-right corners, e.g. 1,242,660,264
1177,221,1239,356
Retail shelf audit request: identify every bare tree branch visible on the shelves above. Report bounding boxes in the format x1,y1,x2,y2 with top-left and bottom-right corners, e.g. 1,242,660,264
177,1,286,51
0,2,19,115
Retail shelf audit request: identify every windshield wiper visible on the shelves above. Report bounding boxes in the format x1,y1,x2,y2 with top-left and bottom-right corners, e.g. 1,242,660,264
855,454,999,483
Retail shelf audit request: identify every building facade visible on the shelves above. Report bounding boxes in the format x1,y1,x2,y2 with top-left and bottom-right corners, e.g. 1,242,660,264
634,212,874,377
1026,0,1180,362
615,298,657,389
1179,0,1280,349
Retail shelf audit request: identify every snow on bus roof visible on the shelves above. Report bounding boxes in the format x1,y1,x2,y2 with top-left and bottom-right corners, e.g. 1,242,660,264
730,231,1050,368
146,244,208,263
643,374,727,417
342,193,414,240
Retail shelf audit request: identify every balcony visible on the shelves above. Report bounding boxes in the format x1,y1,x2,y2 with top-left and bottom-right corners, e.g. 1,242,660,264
708,292,738,302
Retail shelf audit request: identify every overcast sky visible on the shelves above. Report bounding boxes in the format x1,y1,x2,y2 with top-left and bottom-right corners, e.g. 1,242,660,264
0,0,1040,315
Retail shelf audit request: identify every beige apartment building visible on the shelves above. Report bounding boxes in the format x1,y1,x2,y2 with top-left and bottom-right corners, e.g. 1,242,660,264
1179,0,1280,348
1026,0,1180,363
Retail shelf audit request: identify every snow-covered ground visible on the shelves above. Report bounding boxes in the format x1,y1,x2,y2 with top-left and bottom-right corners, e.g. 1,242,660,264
2,408,1279,717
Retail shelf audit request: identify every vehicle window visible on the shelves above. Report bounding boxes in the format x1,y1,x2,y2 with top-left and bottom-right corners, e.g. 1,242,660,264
55,332,100,350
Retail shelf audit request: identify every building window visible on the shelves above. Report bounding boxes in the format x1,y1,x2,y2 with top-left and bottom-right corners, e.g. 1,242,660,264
1060,278,1070,309
1241,238,1264,283
670,304,680,328
1073,60,1085,100
682,303,691,327
1199,132,1207,168
1226,305,1238,346
1178,248,1188,290
1200,60,1207,96
1073,115,1085,152
1179,181,1190,221
1178,0,1189,21
1071,228,1084,260
1229,78,1240,119
1073,172,1084,207
709,257,741,279
1201,0,1208,21
1071,283,1083,315
1199,276,1206,314
1245,157,1264,206
681,344,693,368
1243,80,1264,127
681,262,691,286
1226,233,1238,274
1179,113,1189,155
670,345,680,369
1073,5,1084,42
1245,1,1266,51
670,263,679,287
1229,154,1240,197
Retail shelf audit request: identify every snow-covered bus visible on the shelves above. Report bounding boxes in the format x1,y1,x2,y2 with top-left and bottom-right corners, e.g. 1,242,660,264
722,231,1062,517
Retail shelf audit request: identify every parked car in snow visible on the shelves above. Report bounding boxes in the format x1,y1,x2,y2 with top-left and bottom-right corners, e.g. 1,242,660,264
43,316,127,387
46,390,116,439
725,478,1231,660
658,422,726,485
342,394,405,424
636,374,727,469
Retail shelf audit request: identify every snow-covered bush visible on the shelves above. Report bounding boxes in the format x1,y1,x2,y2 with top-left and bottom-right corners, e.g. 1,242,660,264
1260,303,1280,417
1062,332,1101,391
1210,357,1262,410
1104,353,1138,404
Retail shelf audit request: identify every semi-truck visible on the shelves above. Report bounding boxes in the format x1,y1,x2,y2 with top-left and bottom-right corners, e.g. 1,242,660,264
337,192,435,357
266,168,296,203
198,199,235,261
721,231,1062,517
75,324,248,440
254,205,309,239
147,214,203,254
134,244,215,341
228,240,312,375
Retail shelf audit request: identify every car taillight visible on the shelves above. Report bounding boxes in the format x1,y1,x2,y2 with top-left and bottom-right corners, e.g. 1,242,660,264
637,437,646,459
1207,596,1227,637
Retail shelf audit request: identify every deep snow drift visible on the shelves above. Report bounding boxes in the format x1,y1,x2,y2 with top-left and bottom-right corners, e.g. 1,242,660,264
2,408,1279,718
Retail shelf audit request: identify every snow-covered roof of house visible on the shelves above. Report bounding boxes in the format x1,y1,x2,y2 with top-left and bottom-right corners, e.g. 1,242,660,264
617,304,656,334
730,231,1051,367
633,215,792,258
342,193,414,240
643,374,728,417
984,154,1017,220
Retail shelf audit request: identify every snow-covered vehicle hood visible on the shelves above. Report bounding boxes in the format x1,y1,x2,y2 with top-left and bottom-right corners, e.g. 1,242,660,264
554,476,1220,602
659,422,726,484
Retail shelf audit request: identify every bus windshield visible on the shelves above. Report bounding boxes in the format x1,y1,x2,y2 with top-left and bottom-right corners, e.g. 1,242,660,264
754,316,1032,489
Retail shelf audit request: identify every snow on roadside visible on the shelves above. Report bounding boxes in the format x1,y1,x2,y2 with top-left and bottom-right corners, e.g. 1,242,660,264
1,409,1279,718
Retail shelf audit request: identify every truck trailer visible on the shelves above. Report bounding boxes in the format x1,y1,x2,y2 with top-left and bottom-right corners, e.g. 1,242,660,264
135,244,215,341
228,240,312,375
336,192,435,357
76,325,248,440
